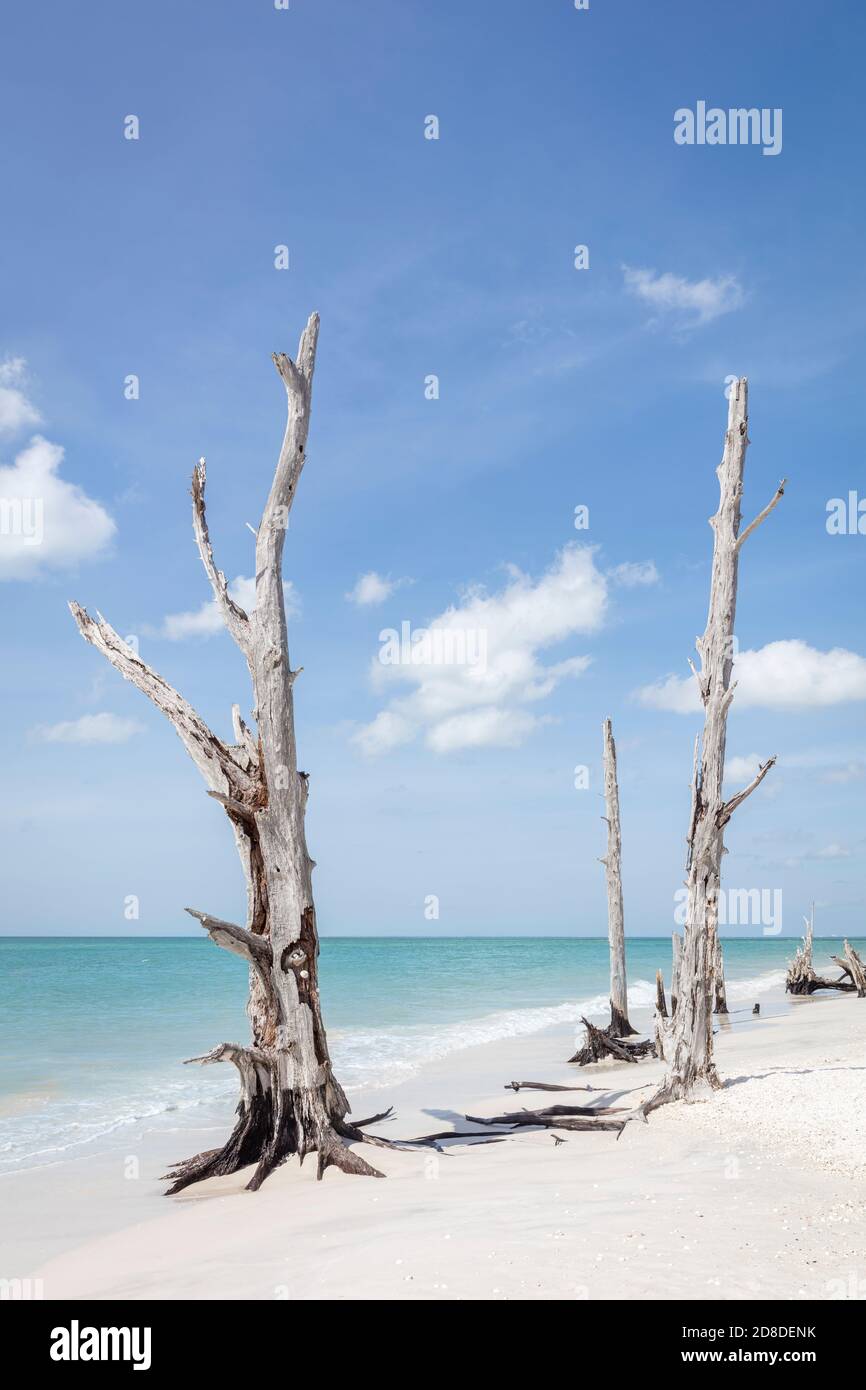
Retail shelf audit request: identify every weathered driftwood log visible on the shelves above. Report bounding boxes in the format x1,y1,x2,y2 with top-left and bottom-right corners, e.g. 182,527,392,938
466,1104,627,1136
72,317,433,1192
600,718,636,1037
649,380,784,1109
785,908,856,995
656,969,668,1019
788,967,852,995
505,1080,599,1093
568,1016,656,1066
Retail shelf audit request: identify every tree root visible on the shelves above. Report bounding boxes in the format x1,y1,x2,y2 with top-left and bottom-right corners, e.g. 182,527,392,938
786,972,854,996
163,1044,505,1193
568,1016,656,1066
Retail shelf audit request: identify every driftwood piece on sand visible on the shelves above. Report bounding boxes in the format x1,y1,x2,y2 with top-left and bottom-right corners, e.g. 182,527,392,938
568,1016,656,1066
466,1105,627,1136
505,1080,599,1093
785,908,858,996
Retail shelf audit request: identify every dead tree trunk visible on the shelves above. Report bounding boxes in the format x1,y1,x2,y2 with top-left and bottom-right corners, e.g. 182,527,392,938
650,380,785,1106
600,718,636,1037
671,932,682,1016
70,316,404,1190
655,970,668,1019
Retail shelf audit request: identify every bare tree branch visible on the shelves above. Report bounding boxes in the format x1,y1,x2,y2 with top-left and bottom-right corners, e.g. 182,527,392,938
68,603,255,798
184,908,272,967
191,457,252,654
206,789,260,823
231,704,259,764
718,756,776,827
257,312,320,589
687,657,708,704
736,478,787,551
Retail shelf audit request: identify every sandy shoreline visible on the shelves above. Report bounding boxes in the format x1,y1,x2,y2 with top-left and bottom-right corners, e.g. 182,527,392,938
4,982,864,1301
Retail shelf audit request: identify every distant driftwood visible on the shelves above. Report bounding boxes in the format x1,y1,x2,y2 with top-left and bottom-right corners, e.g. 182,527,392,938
785,906,865,997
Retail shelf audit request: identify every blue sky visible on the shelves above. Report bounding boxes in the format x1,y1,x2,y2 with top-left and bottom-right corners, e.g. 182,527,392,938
2,0,865,937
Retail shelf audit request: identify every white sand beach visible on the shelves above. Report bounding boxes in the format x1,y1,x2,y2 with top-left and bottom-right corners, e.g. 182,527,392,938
8,983,866,1302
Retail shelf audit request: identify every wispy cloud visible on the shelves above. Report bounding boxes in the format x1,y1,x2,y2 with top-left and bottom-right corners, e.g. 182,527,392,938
822,761,865,784
31,712,145,744
816,843,851,860
622,266,745,327
345,571,410,607
608,560,659,589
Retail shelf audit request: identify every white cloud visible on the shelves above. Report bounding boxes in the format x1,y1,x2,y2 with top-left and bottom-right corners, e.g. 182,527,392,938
608,560,659,588
346,571,409,606
622,266,744,326
0,436,116,580
637,640,866,713
0,358,42,434
160,576,299,640
32,712,145,745
353,544,606,755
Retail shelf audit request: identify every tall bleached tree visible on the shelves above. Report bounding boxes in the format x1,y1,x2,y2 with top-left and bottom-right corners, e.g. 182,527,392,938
70,316,405,1190
569,719,656,1066
600,717,635,1036
650,379,784,1104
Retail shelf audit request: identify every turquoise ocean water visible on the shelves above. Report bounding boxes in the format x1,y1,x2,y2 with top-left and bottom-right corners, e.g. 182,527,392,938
0,935,859,1174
